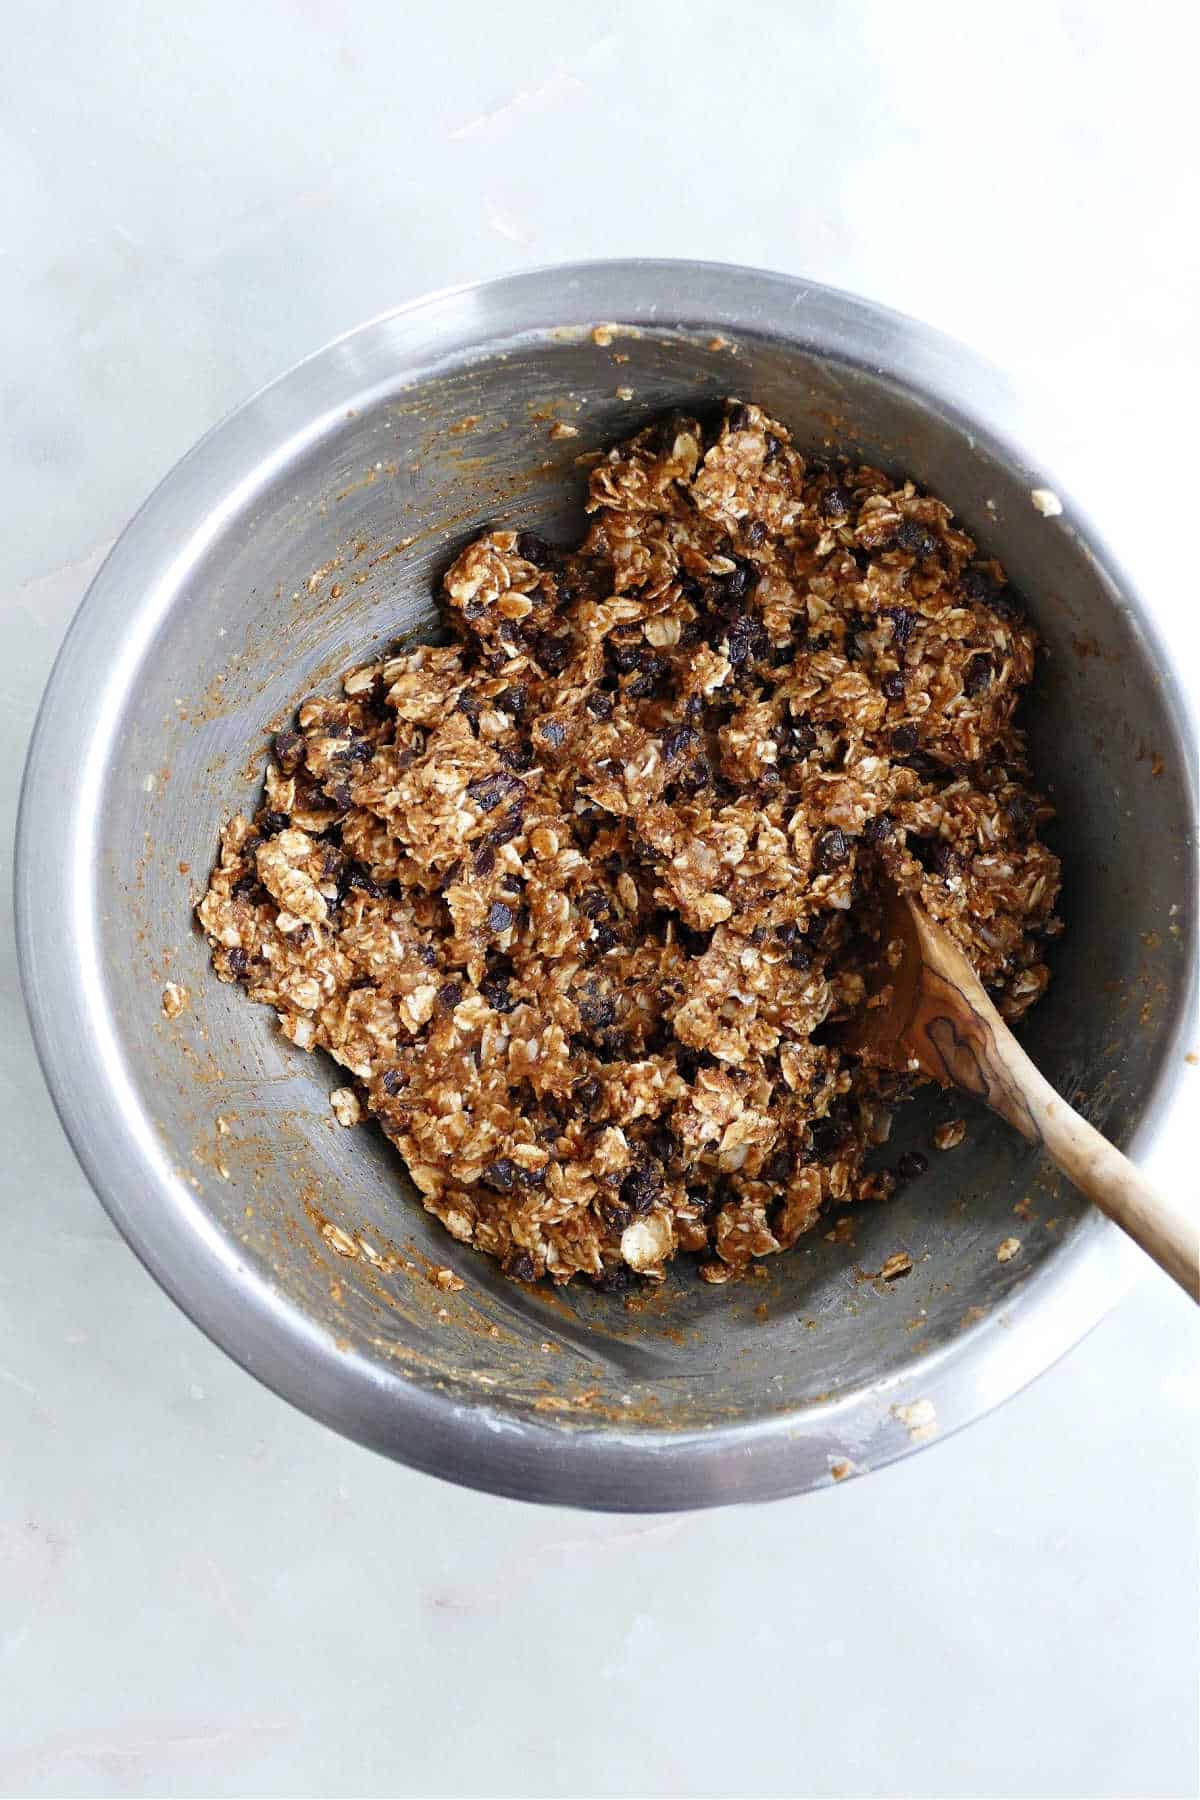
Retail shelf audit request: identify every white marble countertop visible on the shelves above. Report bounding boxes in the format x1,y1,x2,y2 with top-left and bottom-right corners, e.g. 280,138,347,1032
1,4,1196,1795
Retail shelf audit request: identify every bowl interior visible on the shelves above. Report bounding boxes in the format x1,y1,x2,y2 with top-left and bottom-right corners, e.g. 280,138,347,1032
56,308,1195,1491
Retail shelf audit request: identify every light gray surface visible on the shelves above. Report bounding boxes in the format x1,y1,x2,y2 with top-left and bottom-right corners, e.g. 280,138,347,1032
1,1,1197,1795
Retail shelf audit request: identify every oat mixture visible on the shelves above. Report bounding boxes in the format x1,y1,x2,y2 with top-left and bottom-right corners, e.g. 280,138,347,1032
198,402,1061,1288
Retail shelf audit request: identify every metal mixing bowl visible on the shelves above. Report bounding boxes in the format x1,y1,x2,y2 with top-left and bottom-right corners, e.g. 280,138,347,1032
17,262,1197,1510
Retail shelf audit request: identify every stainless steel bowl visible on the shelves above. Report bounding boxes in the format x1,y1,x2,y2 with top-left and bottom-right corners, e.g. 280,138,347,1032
17,262,1197,1510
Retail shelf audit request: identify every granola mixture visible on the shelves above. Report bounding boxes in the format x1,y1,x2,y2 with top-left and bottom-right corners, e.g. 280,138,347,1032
198,403,1061,1288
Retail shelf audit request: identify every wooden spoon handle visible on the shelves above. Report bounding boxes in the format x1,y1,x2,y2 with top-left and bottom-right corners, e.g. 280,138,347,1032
904,930,1198,1301
971,1018,1197,1301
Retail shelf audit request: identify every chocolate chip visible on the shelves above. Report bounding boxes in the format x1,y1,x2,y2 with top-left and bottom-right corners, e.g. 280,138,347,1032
516,530,555,567
381,1068,404,1096
456,691,482,733
504,1249,536,1283
822,484,852,519
620,1159,663,1216
273,730,304,773
815,827,850,870
963,654,994,696
676,754,712,797
227,947,249,980
481,973,514,1013
533,633,572,676
484,1158,517,1193
721,562,752,603
897,1149,928,1180
626,653,667,699
576,977,617,1031
1005,791,1036,838
881,670,907,700
468,770,524,814
725,613,768,668
663,724,700,763
489,802,525,847
882,606,918,649
928,841,963,879
896,519,939,557
498,743,534,775
960,565,998,605
437,981,461,1012
891,723,919,754
778,715,816,762
470,765,524,812
487,900,513,933
606,634,643,674
342,860,382,899
809,1112,850,1156
259,810,290,836
592,1263,636,1293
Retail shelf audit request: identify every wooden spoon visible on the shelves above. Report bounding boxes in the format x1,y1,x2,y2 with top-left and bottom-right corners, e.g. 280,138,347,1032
845,882,1198,1301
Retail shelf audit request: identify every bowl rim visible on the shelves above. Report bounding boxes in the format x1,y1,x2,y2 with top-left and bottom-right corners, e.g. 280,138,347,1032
16,258,1199,1510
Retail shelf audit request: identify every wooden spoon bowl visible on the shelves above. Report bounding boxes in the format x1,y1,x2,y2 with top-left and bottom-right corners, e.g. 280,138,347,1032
846,882,1198,1301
